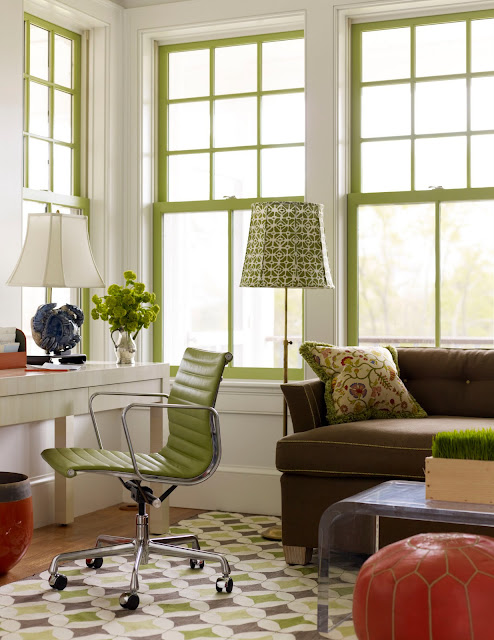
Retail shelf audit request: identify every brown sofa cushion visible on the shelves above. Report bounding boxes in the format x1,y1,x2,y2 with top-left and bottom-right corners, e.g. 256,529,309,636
276,416,494,479
398,348,494,417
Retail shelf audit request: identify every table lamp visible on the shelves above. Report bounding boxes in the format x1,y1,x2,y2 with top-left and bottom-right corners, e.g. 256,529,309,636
7,211,104,361
240,200,334,539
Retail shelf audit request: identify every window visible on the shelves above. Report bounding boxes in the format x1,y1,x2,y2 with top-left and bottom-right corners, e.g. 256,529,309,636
23,15,89,354
349,11,494,348
156,32,305,378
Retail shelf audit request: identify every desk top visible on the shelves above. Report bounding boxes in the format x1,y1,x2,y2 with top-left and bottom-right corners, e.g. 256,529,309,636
0,361,169,397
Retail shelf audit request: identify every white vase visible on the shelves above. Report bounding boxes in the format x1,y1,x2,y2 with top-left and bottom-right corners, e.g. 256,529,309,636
111,329,136,365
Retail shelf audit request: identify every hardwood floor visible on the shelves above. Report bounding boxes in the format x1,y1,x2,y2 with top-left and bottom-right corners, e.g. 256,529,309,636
0,504,205,587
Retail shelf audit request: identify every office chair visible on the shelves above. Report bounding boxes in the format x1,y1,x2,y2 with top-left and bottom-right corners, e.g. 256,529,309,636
41,348,233,610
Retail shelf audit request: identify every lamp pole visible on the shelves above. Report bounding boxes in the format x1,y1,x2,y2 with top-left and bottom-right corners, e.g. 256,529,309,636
282,287,292,438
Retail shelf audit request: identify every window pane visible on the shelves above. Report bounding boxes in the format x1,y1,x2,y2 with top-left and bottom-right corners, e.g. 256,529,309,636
415,22,466,77
261,93,305,145
22,200,47,236
361,84,411,138
214,97,257,148
53,90,72,143
168,49,209,100
168,101,210,151
215,44,257,95
361,140,411,192
234,209,302,368
361,28,410,82
29,81,49,137
22,287,46,355
30,25,49,81
22,200,48,355
471,77,494,131
472,18,494,73
28,138,50,190
441,201,494,347
54,34,73,88
262,39,304,91
261,146,304,197
471,135,494,188
168,153,210,201
358,203,435,346
163,211,228,365
214,150,257,199
415,79,466,134
53,144,72,195
415,137,466,190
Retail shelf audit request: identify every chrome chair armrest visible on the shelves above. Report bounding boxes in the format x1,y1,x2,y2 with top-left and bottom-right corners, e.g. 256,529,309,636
120,401,220,483
89,391,170,449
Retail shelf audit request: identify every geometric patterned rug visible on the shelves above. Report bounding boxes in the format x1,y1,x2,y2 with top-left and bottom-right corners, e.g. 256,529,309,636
0,512,363,639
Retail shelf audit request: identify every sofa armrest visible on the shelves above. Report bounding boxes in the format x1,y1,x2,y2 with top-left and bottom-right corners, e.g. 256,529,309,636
281,378,327,433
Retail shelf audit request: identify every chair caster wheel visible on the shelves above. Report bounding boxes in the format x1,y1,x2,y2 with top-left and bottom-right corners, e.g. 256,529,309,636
49,573,68,590
119,592,140,610
86,557,103,569
216,576,233,593
190,559,205,569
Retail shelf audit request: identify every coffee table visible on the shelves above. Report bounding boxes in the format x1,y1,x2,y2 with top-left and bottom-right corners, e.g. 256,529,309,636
317,480,494,636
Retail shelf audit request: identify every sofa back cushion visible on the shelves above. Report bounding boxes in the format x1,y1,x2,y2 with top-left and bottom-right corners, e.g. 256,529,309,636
397,348,494,417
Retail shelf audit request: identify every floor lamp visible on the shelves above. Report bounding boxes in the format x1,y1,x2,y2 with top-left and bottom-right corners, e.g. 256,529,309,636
240,201,334,540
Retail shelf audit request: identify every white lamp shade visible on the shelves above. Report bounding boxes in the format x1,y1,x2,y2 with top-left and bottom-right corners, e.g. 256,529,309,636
7,213,104,288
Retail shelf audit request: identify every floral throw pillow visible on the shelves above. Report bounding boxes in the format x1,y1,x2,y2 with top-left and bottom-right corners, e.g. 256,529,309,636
299,342,427,425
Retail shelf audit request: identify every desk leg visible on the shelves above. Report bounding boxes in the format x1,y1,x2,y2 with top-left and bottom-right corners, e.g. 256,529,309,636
54,415,74,525
149,406,170,534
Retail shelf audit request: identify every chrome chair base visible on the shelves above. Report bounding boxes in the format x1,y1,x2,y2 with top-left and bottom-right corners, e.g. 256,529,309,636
48,511,233,609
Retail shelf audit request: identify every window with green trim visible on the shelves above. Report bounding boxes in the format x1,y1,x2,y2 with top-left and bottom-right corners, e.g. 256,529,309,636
156,32,305,378
349,11,494,349
23,14,89,354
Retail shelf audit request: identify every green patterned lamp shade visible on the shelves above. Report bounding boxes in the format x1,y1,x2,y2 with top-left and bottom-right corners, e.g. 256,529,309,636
240,201,334,289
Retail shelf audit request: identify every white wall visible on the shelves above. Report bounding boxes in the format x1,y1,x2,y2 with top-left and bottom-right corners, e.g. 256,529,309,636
0,0,125,528
0,0,490,528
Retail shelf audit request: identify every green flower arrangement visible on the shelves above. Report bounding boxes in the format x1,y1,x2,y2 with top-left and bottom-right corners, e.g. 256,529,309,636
91,270,160,338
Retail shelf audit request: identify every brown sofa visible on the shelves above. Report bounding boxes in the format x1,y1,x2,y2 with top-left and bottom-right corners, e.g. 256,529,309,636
277,347,494,564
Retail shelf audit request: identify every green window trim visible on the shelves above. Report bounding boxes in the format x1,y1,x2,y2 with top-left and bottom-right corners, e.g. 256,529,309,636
156,31,306,379
349,10,494,348
23,14,90,356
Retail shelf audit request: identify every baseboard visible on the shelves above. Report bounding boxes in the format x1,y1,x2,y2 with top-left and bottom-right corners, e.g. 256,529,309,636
30,465,282,528
30,472,125,528
169,465,282,516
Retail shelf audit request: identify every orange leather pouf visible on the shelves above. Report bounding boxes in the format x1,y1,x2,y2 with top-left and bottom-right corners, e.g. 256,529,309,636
353,532,494,640
0,472,33,574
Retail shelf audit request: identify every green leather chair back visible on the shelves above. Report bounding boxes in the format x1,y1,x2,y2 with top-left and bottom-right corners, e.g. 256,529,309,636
158,348,231,479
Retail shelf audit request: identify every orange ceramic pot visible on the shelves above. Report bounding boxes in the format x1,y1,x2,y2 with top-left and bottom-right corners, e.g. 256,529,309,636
0,472,33,574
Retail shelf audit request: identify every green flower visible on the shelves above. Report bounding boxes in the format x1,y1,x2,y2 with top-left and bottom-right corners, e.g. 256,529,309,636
134,283,145,294
108,284,121,295
123,270,137,281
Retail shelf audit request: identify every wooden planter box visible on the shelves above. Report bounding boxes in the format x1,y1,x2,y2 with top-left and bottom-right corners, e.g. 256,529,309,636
425,456,494,504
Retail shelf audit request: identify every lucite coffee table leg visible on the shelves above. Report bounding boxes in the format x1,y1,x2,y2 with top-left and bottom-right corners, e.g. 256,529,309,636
373,515,380,553
318,507,355,635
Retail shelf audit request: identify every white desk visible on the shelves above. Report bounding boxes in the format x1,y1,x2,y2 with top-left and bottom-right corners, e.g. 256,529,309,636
0,361,170,533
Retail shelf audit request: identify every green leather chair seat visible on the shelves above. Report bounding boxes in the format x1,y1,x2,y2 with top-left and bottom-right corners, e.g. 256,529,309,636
41,446,205,479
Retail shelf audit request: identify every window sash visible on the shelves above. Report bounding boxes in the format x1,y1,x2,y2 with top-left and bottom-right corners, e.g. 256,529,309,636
157,32,305,378
24,14,81,197
349,9,494,347
153,197,304,379
347,187,494,346
23,15,87,354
